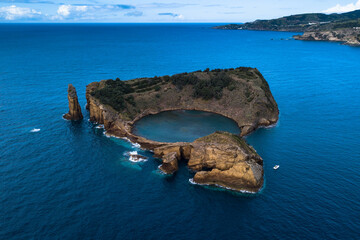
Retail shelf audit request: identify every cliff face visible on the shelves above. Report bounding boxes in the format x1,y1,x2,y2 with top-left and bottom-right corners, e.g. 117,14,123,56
153,132,263,192
84,68,276,193
189,132,263,192
63,84,83,121
86,67,279,137
294,29,360,46
158,152,179,175
215,10,360,46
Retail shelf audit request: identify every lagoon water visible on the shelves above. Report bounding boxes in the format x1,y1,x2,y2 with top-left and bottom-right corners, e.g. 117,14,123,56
1,24,360,239
133,110,240,142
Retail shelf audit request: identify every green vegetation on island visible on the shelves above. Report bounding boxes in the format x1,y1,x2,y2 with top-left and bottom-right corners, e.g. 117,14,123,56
84,68,280,192
91,67,265,112
86,67,279,136
214,10,360,46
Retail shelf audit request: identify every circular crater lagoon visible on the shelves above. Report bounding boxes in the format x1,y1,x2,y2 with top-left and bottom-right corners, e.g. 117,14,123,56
133,110,240,142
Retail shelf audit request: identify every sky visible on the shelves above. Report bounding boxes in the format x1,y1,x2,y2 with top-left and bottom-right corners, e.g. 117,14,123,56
0,0,359,23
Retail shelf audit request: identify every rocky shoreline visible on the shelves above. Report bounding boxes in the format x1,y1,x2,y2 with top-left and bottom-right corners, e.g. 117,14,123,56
215,10,360,47
293,29,360,46
66,67,279,193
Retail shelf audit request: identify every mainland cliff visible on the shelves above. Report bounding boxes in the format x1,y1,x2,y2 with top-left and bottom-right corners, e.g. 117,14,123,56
85,67,279,192
63,84,83,121
215,10,360,46
293,29,360,46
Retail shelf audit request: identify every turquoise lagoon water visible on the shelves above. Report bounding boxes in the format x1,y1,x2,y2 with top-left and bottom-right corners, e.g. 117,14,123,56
1,24,360,239
133,110,240,142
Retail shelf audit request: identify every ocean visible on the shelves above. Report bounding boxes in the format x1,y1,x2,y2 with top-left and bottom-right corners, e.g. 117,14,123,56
1,23,360,239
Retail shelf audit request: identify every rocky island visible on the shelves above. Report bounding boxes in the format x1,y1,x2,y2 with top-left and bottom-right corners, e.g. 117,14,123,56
81,67,279,192
215,10,360,46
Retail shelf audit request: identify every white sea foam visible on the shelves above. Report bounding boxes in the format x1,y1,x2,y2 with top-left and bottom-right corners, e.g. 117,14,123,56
88,119,99,124
127,151,148,162
103,131,123,139
121,137,130,141
188,178,197,185
120,137,142,150
62,115,70,121
157,166,168,175
132,142,141,148
103,132,111,138
262,120,280,129
30,128,41,133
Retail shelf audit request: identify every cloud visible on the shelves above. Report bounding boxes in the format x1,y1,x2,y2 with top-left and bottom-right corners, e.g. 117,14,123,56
158,12,184,19
2,0,54,3
69,4,135,10
57,5,87,18
141,3,195,8
223,12,244,15
54,4,136,20
125,11,143,17
323,0,360,13
205,4,222,7
0,5,42,20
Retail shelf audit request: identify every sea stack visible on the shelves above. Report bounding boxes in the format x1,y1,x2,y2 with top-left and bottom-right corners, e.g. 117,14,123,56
63,84,83,121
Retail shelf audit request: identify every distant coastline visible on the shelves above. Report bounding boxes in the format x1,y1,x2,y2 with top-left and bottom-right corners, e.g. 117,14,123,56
215,10,360,46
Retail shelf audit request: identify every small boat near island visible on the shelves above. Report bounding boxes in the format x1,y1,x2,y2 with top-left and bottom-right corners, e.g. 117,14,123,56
273,165,280,170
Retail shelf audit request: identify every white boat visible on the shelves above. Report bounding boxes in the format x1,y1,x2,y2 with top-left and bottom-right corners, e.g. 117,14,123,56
273,165,280,170
30,128,40,133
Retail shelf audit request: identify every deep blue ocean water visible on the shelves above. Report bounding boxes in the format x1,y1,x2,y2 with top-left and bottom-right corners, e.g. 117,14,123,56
1,24,360,239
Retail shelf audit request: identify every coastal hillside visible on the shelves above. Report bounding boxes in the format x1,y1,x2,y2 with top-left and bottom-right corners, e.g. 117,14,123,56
215,10,360,45
86,67,279,136
215,10,360,31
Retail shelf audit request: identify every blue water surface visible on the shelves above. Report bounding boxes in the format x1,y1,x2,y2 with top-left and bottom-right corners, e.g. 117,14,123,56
1,24,360,239
133,110,240,142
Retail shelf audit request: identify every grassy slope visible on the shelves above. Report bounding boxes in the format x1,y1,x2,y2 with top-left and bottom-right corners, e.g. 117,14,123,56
90,67,278,123
215,10,360,32
87,67,279,137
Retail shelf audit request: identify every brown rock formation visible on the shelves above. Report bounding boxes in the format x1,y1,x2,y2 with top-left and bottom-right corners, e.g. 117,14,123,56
151,132,263,192
294,29,360,46
159,152,179,174
188,132,263,192
84,68,277,192
63,84,83,121
86,67,279,137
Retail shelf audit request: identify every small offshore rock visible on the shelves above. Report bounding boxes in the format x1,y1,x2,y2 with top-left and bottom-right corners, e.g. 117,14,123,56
64,84,83,121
